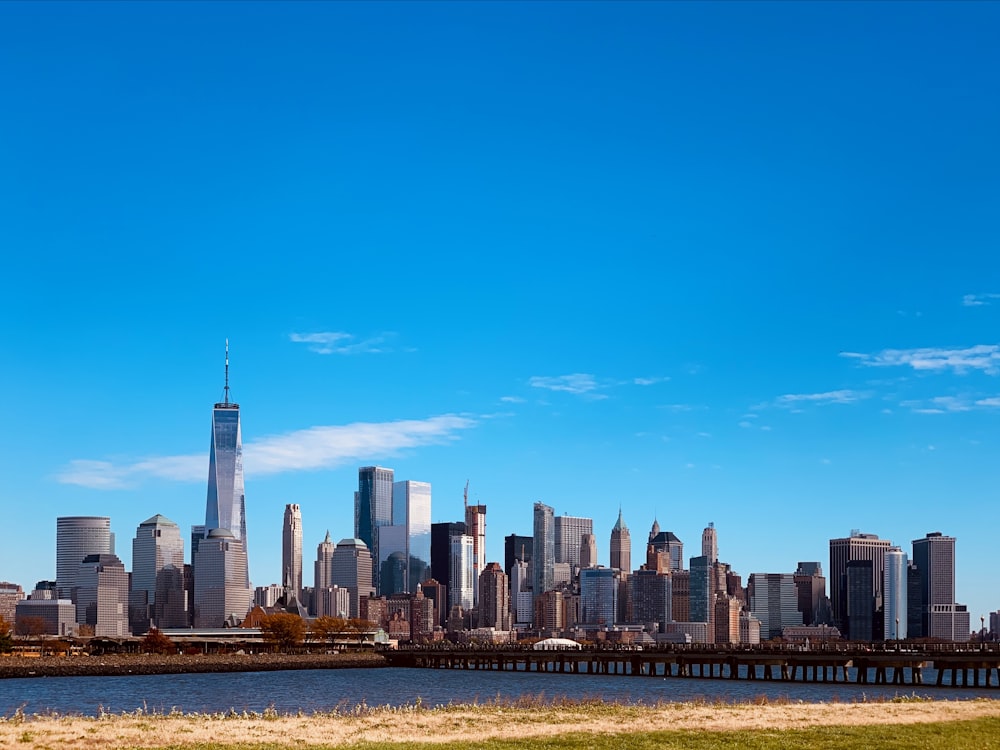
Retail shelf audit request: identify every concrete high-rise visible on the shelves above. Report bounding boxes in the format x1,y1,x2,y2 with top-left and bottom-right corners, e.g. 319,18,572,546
793,562,827,626
504,534,532,578
579,533,598,569
532,502,555,601
464,495,486,606
846,560,874,640
689,555,713,632
431,521,465,596
554,515,593,567
609,509,631,573
912,531,969,641
330,538,375,619
747,573,803,640
75,553,129,636
449,533,474,612
282,504,303,600
649,529,684,572
478,561,510,630
883,547,908,640
193,529,251,627
130,514,184,632
701,523,718,563
628,569,672,627
829,531,891,634
56,516,113,601
313,531,336,615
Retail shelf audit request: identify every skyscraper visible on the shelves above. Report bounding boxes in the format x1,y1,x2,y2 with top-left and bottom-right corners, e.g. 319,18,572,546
846,560,874,641
701,523,718,563
377,480,431,595
747,573,803,640
649,529,684,572
330,538,375,619
193,529,251,627
504,534,532,579
449,533,474,612
883,547,908,640
554,515,593,567
431,521,465,596
912,531,969,641
580,567,619,626
689,555,713,629
75,553,129,637
829,531,891,634
579,533,597,569
532,502,555,602
282,504,303,600
130,514,184,632
56,516,113,601
609,509,630,573
313,531,336,615
355,466,394,581
464,493,486,606
478,562,510,630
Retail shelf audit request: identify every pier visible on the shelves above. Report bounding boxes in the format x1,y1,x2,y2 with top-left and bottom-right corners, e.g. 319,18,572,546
382,644,1000,688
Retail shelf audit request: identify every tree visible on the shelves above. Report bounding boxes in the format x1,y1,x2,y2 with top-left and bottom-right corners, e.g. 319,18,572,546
311,616,349,646
0,614,12,653
15,616,47,637
347,618,373,648
259,613,306,652
141,628,177,655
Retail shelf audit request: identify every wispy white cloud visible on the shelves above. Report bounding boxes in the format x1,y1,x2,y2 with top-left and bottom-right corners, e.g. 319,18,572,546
775,389,868,406
529,373,602,396
57,415,475,490
962,293,1000,307
633,376,669,386
901,395,1000,414
841,345,1000,374
499,395,525,403
290,331,392,355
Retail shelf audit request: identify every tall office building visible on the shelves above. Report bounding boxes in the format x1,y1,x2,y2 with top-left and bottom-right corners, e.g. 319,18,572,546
912,531,969,641
846,560,874,640
130,514,184,632
579,533,598,569
464,496,486,606
431,521,465,596
793,562,827,627
504,534,533,579
56,516,113,601
449,533,474,612
609,509,631,573
883,547,908,640
701,523,718,563
377,480,431,596
478,562,510,630
829,531,891,634
747,573,803,640
649,529,684,572
313,531,336,615
282,504,303,600
355,466,394,583
330,538,375,619
689,555,713,629
532,503,555,602
201,342,250,595
75,553,129,636
628,569,672,626
193,529,251,627
554,515,593,567
580,567,619,626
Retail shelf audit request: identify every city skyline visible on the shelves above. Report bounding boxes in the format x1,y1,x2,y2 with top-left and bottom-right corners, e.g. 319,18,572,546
1,1,998,625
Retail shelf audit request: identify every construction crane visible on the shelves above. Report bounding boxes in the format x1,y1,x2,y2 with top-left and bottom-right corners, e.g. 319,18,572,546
463,479,469,510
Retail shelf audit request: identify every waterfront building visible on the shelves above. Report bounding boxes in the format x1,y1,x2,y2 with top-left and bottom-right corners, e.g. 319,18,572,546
846,560,874,641
464,497,486,606
282,504,303,600
912,531,970,642
130,514,185,633
555,515,593,568
739,611,762,644
532,502,555,603
661,621,709,644
478,562,511,630
579,567,619,626
829,531,891,635
14,599,76,636
0,582,24,626
648,529,684,572
75,553,129,636
883,547,908,640
330,538,375,619
503,534,532,581
355,466,394,585
747,573,802,641
628,569,671,628
609,509,631,574
701,523,718,563
194,529,251,627
56,516,113,601
313,531,336,615
448,533,474,612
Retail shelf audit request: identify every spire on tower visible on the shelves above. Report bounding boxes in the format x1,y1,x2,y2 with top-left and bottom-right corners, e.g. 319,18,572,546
224,338,230,406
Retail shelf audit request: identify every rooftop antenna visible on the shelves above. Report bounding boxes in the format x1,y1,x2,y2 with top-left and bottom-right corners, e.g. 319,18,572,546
224,338,230,406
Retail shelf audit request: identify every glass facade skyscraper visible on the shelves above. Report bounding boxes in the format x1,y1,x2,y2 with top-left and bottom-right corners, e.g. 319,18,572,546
355,465,394,585
532,502,555,603
56,516,113,601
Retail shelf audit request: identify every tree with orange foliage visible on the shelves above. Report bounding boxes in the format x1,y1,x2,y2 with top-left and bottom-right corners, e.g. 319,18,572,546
141,628,178,655
0,614,12,653
259,613,306,652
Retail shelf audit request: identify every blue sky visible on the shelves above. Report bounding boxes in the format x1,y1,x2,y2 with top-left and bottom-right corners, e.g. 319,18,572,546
1,1,998,626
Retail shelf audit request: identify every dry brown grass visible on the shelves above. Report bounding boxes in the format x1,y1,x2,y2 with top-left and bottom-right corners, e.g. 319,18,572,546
1,698,999,749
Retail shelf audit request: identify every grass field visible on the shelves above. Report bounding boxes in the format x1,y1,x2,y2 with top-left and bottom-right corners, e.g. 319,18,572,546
2,698,999,749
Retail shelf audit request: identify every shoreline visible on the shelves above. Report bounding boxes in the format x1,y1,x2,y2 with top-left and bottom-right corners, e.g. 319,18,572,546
0,652,386,679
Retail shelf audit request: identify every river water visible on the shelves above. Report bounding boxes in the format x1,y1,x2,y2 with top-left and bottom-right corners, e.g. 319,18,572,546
0,666,996,716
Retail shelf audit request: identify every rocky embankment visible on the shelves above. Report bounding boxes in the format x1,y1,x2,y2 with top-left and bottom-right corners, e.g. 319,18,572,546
0,652,386,679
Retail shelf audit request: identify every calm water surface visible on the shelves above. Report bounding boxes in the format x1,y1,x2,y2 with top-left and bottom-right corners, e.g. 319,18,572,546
0,667,995,716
